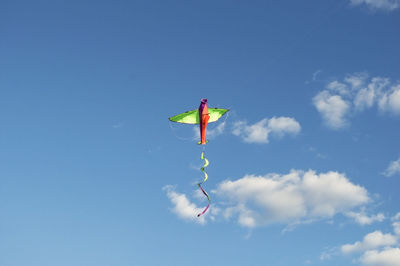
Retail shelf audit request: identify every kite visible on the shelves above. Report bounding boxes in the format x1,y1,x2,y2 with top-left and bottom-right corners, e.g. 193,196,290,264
169,98,229,217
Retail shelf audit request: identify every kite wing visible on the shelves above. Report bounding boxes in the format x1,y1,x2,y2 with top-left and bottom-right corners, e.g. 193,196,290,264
169,109,200,124
208,108,229,123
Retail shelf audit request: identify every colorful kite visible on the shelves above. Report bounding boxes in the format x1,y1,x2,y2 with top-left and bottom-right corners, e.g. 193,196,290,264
169,98,229,217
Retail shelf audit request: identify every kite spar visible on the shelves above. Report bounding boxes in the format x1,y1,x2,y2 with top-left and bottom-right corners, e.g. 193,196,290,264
169,99,229,217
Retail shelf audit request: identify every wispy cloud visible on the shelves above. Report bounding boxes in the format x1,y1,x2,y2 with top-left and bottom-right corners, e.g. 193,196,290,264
112,122,124,129
345,208,385,225
163,185,206,224
312,73,400,129
308,146,327,159
312,70,322,81
383,156,400,177
232,117,301,144
350,0,400,11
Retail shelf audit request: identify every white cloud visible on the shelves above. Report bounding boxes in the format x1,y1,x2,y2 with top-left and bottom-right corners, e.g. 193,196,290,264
345,72,368,89
379,84,400,115
369,77,391,94
312,70,322,81
383,156,400,177
165,170,373,229
350,0,400,11
327,80,350,96
327,80,349,95
332,209,400,266
393,213,400,235
393,222,400,236
354,87,376,111
214,170,369,227
337,212,400,265
393,213,400,221
313,91,350,129
361,248,400,266
346,209,385,225
268,117,301,136
312,73,400,129
233,117,301,144
233,119,270,143
163,185,206,224
320,250,333,261
341,231,397,254
208,121,226,138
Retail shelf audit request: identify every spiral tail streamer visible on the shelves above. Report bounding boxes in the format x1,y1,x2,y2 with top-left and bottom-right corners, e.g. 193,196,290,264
197,151,210,217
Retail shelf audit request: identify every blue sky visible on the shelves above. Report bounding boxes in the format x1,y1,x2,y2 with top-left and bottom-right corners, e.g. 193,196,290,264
1,0,400,265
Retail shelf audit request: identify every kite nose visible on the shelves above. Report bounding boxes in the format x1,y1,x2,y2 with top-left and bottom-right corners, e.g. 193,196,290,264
201,98,208,103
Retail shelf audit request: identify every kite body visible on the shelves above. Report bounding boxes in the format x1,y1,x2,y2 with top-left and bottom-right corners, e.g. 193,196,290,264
198,98,210,145
169,98,228,145
169,99,228,217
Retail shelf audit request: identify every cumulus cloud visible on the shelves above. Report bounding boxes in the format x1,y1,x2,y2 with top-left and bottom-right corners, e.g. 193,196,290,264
312,73,400,129
232,117,301,144
232,119,270,143
350,0,400,11
379,84,400,115
165,169,375,230
268,117,301,136
341,231,397,254
214,170,369,227
313,91,350,129
383,156,400,177
361,248,400,266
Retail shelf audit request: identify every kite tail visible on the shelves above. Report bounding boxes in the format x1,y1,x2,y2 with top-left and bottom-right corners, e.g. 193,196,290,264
197,151,210,217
